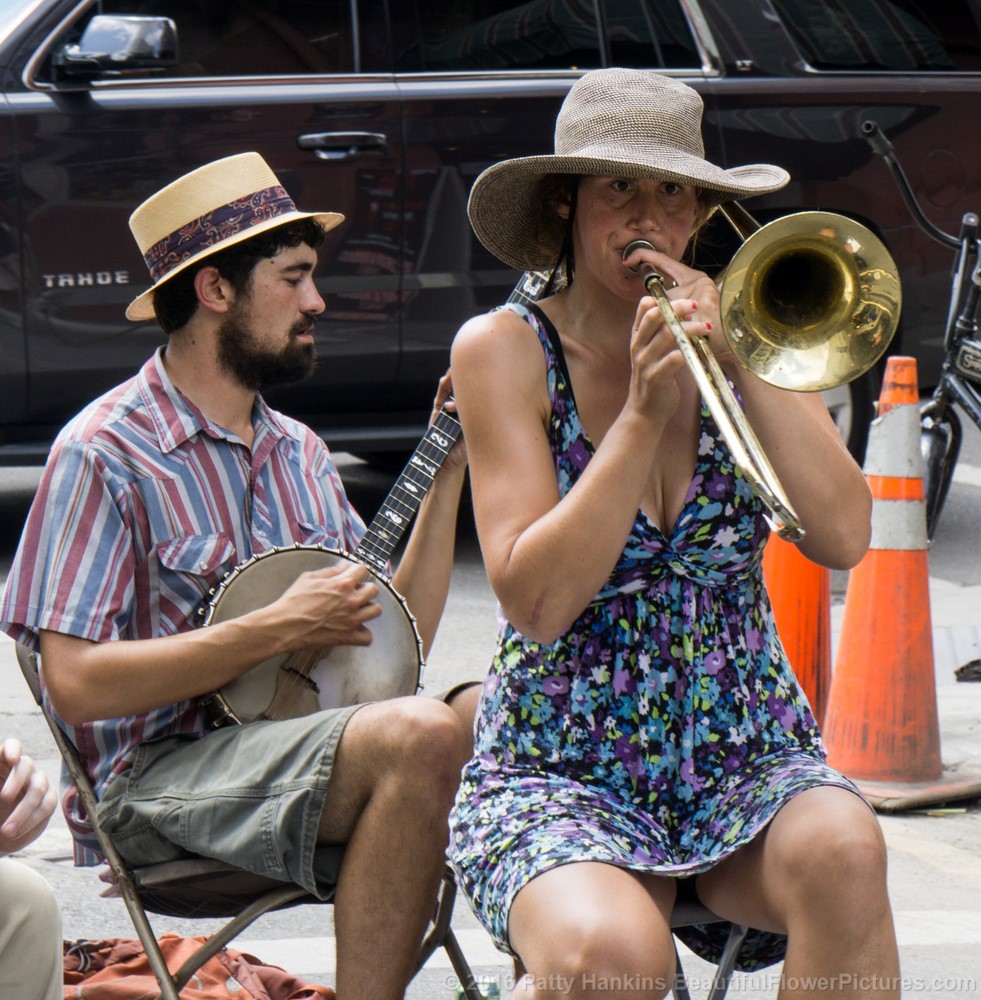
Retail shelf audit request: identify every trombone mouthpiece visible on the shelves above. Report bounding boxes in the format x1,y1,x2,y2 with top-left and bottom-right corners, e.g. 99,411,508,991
622,240,663,292
622,239,655,262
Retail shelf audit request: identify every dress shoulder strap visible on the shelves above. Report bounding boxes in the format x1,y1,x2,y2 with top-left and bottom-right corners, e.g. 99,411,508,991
500,302,573,390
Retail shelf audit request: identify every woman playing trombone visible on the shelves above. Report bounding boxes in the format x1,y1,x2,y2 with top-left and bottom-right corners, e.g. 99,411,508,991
448,68,899,999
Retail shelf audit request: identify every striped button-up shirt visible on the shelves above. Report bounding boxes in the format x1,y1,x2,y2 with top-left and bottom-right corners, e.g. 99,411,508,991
1,348,365,864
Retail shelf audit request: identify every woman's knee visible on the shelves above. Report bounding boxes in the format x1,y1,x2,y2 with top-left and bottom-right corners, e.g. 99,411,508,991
522,921,675,998
511,869,678,998
770,790,891,916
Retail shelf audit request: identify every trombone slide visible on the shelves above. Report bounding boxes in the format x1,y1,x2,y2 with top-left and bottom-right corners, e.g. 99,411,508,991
624,238,805,542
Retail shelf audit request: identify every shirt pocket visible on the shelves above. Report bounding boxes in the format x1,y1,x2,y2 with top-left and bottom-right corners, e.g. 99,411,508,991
155,533,237,624
295,521,344,551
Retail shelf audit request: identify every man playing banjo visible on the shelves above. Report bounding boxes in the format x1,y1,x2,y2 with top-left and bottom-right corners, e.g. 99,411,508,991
0,152,477,1000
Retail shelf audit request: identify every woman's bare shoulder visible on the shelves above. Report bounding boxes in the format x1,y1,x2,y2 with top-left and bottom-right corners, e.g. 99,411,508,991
452,306,543,368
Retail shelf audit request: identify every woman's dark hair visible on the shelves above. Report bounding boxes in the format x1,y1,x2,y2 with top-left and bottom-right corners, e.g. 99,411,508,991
152,217,326,333
535,174,579,294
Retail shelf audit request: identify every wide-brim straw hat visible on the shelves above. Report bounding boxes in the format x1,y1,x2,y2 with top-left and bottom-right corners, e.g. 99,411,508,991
468,68,790,271
126,152,344,321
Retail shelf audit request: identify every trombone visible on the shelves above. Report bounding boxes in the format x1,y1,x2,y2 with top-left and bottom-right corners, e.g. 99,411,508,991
623,203,902,542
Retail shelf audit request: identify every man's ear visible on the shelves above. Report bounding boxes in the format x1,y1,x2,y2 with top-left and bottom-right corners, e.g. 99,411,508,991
193,265,234,314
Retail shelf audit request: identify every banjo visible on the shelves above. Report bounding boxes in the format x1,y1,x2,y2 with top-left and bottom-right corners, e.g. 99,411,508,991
201,405,460,726
202,269,554,726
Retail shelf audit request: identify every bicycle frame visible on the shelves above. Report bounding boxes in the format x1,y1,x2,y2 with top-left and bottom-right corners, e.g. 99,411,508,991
864,121,981,539
921,222,981,538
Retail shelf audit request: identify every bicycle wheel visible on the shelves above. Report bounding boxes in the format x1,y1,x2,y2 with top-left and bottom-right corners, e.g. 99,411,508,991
920,400,961,541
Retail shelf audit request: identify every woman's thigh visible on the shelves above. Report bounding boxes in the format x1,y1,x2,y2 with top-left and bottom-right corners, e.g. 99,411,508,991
694,785,890,934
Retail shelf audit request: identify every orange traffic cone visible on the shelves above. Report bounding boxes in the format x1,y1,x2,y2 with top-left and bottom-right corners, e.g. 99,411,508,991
823,357,981,810
764,536,831,725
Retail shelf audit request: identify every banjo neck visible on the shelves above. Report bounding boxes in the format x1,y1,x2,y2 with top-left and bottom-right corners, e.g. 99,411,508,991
356,405,462,572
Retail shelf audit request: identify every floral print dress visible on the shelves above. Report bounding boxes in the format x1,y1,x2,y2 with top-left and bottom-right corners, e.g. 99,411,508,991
447,303,862,969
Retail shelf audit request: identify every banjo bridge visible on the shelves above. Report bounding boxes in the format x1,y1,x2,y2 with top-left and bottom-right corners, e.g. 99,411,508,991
280,661,322,694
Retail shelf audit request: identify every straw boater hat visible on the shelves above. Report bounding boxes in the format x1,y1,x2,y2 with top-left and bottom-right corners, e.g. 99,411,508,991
126,152,344,321
467,68,790,272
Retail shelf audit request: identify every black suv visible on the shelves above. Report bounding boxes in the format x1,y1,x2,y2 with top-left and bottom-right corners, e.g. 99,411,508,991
1,0,979,465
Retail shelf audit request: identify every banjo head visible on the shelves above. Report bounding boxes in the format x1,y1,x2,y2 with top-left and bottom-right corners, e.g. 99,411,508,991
203,546,423,724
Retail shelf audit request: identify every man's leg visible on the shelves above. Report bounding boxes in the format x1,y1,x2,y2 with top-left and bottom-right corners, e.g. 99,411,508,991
0,858,62,1000
445,681,482,758
317,696,469,1000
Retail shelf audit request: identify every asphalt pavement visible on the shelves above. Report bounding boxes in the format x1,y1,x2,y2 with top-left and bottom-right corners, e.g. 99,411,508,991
2,411,981,999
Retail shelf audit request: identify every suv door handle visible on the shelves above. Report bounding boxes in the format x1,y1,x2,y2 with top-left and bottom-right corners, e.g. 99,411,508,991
297,131,388,161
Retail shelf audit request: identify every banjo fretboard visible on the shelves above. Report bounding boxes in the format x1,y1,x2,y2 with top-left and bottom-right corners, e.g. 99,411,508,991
355,406,462,572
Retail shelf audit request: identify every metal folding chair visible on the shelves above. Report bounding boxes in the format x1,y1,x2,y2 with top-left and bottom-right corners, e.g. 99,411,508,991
16,642,483,1000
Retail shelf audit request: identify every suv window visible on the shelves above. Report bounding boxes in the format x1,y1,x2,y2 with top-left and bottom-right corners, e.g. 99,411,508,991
774,0,981,72
394,0,700,72
64,0,358,76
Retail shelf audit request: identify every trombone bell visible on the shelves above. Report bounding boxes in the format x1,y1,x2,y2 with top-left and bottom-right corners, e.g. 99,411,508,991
720,211,902,392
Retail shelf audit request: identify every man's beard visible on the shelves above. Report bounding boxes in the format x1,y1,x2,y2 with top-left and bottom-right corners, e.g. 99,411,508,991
217,313,317,392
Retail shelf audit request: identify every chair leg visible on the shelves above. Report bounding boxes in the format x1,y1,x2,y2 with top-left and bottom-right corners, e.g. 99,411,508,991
705,924,749,1000
117,894,181,1000
442,928,486,1000
412,868,484,1000
414,869,457,972
671,939,693,1000
167,885,311,996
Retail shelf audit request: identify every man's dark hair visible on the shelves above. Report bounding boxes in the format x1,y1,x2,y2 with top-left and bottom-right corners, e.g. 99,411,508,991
152,217,326,334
